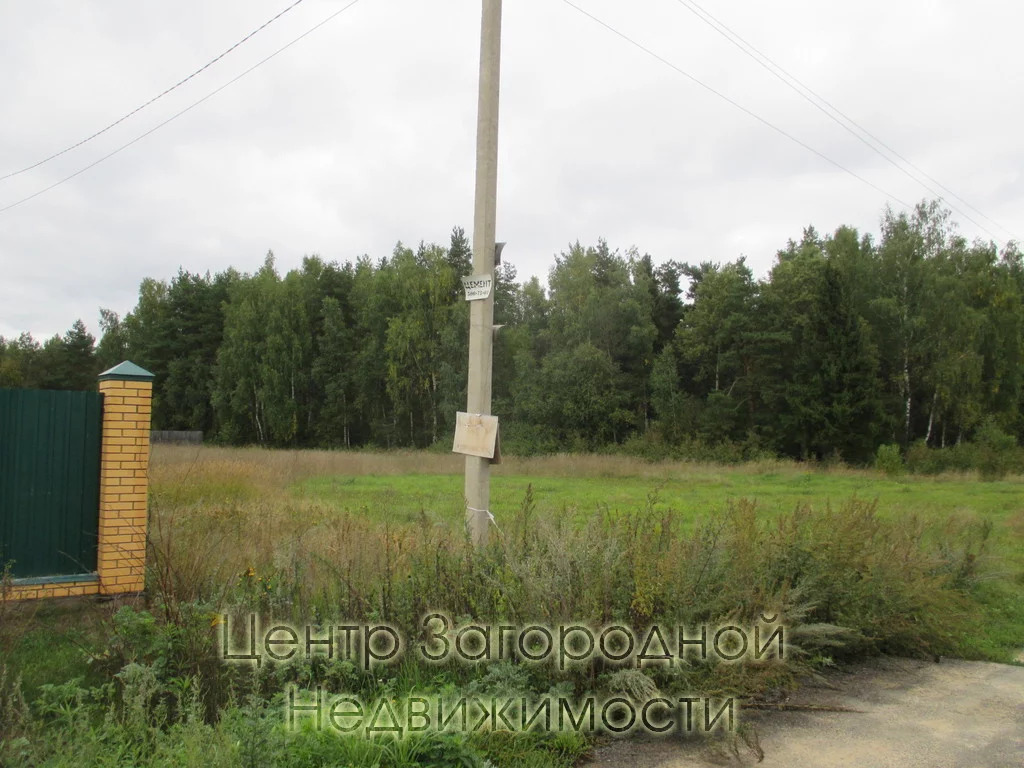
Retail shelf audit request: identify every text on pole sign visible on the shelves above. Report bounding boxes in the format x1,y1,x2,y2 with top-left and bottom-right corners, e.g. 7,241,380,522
461,274,493,301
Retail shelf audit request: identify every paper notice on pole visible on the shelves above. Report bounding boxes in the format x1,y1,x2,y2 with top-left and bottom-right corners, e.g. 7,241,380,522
453,412,501,463
461,274,493,301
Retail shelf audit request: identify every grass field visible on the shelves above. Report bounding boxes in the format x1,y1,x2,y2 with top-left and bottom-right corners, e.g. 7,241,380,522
295,464,1024,528
149,445,1024,662
3,446,1022,767
153,445,1024,526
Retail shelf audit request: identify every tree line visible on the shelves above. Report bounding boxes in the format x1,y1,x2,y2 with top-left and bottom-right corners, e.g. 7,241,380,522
2,202,1022,463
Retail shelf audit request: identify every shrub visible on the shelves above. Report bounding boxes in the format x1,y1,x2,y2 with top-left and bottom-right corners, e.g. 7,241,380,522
974,418,1019,480
874,443,904,476
903,424,1023,479
619,430,774,464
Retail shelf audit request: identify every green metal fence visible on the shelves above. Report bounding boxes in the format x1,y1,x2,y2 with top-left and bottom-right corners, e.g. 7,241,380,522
0,389,103,578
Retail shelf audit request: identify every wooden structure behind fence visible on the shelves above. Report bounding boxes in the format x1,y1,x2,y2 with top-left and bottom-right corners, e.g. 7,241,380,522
151,430,203,445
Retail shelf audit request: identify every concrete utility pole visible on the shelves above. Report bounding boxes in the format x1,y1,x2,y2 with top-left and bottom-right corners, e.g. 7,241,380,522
465,0,502,548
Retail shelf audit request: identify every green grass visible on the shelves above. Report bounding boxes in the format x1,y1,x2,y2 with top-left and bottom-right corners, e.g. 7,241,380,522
0,599,109,700
294,465,1024,663
5,449,1022,767
293,467,1024,528
962,579,1024,660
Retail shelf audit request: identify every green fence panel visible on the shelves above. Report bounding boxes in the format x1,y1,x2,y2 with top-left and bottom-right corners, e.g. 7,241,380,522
0,389,102,578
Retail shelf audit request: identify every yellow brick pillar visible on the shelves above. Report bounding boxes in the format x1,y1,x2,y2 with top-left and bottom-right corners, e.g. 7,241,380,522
97,361,154,596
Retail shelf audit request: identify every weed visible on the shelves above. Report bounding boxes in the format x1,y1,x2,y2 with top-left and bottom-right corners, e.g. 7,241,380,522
4,447,1021,767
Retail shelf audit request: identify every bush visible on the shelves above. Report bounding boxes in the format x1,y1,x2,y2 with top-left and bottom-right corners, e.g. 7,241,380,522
874,443,904,476
974,419,1019,480
903,422,1023,479
619,429,775,464
498,423,562,457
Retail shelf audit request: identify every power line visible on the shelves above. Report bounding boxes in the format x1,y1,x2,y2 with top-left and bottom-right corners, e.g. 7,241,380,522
558,0,914,214
0,0,307,182
0,0,366,215
671,0,1016,245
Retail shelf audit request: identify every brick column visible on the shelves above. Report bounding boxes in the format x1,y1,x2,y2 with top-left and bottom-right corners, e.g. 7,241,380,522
97,361,154,596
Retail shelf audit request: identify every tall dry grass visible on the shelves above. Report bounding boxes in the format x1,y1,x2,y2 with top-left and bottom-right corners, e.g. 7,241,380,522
154,444,1011,489
151,444,871,488
147,446,992,670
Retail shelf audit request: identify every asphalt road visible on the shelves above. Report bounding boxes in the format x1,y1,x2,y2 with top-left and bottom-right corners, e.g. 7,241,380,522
584,657,1024,768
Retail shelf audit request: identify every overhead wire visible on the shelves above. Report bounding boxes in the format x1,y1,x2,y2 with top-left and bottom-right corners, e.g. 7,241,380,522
5,0,1013,244
558,0,916,215
0,0,366,215
0,0,308,182
670,0,1016,244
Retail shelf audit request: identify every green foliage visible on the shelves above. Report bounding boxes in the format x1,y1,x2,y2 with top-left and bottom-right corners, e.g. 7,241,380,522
0,321,98,391
6,201,1024,463
6,489,999,764
875,444,904,476
618,430,769,464
903,424,1023,479
973,418,1019,479
6,444,1022,766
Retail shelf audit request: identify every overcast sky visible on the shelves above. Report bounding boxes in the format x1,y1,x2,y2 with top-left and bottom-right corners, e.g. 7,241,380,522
1,0,1021,341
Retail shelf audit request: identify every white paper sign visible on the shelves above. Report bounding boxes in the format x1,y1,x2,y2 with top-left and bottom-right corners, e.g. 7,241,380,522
461,274,493,301
452,412,501,462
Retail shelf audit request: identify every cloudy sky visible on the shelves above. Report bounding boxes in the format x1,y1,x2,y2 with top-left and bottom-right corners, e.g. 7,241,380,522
1,0,1021,340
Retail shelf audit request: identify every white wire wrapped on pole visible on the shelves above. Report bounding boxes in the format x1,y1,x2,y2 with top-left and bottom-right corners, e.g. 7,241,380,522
466,506,500,532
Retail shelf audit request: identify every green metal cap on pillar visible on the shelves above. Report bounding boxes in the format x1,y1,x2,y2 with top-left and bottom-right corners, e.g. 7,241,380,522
98,361,155,382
